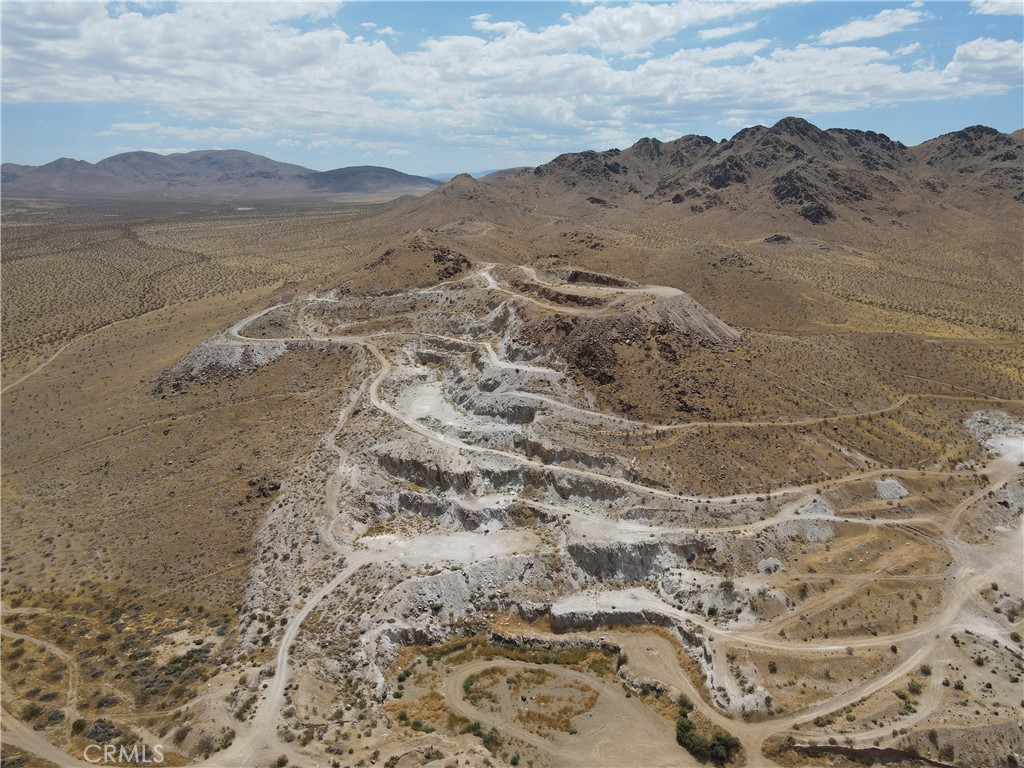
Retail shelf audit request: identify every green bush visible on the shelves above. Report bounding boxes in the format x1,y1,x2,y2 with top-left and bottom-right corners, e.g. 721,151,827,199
709,732,741,763
481,726,501,755
678,694,694,715
675,699,740,765
461,721,483,737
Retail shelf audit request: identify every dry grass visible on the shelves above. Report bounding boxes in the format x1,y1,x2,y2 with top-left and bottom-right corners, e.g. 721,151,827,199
2,338,361,617
725,644,900,716
1,183,1020,767
515,679,599,736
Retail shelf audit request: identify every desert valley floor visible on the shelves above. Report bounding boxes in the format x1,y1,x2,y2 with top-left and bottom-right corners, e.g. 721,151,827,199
2,120,1023,768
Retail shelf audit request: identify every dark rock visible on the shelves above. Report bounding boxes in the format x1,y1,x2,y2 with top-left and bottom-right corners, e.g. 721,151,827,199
84,719,120,743
565,270,634,288
771,169,819,205
700,156,748,189
787,743,955,767
425,242,471,279
798,202,836,224
247,476,282,499
631,137,664,161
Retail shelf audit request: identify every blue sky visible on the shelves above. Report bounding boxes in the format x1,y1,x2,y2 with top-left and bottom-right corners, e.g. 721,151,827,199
2,1,1022,176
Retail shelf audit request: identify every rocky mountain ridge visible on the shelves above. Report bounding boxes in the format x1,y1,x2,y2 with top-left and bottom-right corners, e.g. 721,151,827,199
478,117,1023,230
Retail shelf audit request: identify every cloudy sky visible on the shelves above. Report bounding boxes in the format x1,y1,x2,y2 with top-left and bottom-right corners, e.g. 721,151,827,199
2,1,1022,175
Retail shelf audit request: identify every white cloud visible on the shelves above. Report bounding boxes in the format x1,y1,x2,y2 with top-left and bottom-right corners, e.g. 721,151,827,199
109,145,199,156
942,37,1024,85
464,2,789,55
361,21,398,37
2,1,1021,163
818,6,928,45
894,42,922,56
969,0,1024,15
470,14,526,35
108,122,162,132
102,122,267,144
698,21,758,41
718,113,771,128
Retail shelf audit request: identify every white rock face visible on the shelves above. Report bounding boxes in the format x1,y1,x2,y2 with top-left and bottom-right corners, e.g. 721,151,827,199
166,336,287,380
799,498,833,516
966,410,1024,444
775,518,835,543
875,477,909,499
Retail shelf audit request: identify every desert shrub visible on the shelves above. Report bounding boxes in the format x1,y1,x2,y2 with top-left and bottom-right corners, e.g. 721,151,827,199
196,733,215,758
481,726,502,755
675,698,740,765
461,720,483,737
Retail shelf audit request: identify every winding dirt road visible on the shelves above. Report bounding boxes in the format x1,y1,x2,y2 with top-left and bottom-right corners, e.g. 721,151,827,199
5,262,1021,768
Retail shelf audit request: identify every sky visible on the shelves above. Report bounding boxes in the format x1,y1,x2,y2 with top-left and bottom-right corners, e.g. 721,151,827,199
2,1,1022,176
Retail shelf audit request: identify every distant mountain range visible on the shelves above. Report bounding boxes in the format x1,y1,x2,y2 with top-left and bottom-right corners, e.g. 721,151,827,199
1,150,442,201
4,120,1021,216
